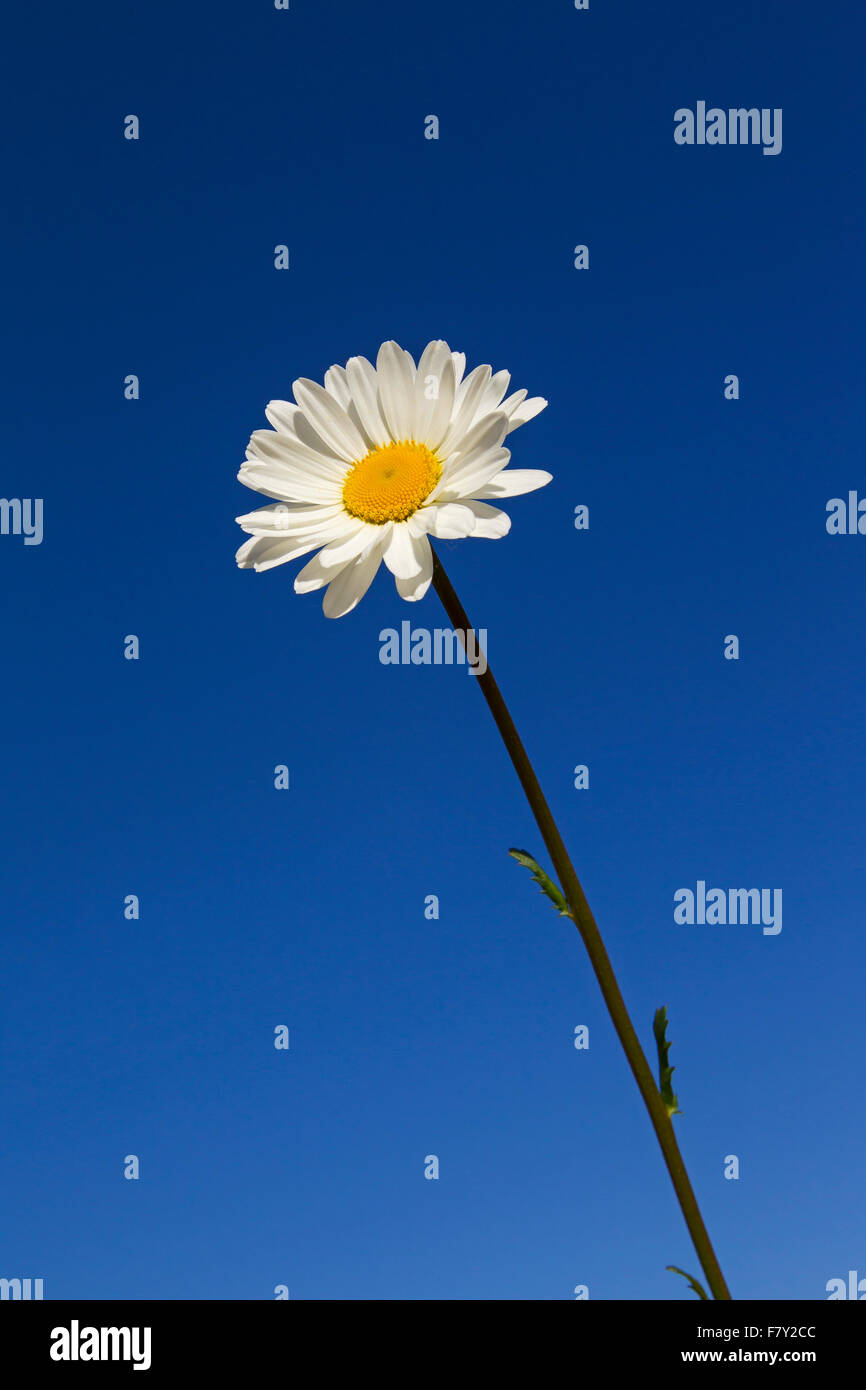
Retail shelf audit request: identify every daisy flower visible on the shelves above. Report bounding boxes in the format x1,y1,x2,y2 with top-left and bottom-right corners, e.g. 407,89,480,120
235,339,551,618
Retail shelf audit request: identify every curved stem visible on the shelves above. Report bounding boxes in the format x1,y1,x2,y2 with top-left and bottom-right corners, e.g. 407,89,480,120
431,548,731,1301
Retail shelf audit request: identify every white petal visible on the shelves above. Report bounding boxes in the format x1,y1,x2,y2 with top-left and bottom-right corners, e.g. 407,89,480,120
262,404,358,476
417,355,456,451
376,341,417,440
323,364,353,411
434,444,511,502
308,521,380,572
238,460,342,506
395,535,433,600
461,500,511,538
499,388,527,418
412,502,476,538
415,339,450,382
413,340,453,442
447,369,508,433
246,428,345,480
264,400,300,435
455,362,490,401
345,355,389,447
415,339,452,383
236,530,340,572
289,408,350,461
505,395,547,432
451,351,466,387
475,468,553,499
383,523,425,578
481,369,511,411
459,369,511,432
294,549,345,593
292,378,368,462
322,545,384,618
234,502,345,535
293,528,378,592
440,364,493,453
441,409,508,469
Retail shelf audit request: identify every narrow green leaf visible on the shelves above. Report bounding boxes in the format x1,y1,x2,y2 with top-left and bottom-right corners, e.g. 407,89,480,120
666,1265,709,1300
508,848,572,918
653,1006,682,1117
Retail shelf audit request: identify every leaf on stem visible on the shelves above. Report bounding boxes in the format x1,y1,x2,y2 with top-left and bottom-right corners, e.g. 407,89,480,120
666,1265,709,1300
653,1006,682,1118
508,849,572,918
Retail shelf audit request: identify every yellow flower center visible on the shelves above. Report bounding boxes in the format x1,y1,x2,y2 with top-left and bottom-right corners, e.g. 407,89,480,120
342,440,441,524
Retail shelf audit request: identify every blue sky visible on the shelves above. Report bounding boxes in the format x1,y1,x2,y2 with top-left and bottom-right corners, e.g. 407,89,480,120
2,0,864,1299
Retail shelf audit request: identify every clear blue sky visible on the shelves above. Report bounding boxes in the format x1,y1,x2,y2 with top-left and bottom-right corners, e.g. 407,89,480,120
2,0,864,1300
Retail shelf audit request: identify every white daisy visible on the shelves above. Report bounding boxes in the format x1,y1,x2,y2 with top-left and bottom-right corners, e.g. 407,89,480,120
235,339,551,618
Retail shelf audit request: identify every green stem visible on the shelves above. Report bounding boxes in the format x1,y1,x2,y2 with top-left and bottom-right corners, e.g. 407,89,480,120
431,547,731,1301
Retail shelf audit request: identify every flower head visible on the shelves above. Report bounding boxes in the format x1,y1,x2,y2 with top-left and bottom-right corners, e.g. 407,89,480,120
235,340,551,617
